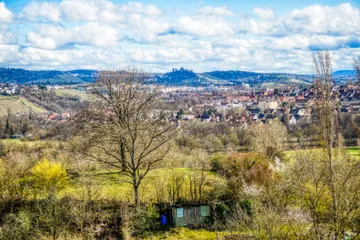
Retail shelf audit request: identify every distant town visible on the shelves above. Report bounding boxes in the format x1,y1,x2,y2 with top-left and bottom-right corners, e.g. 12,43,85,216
0,67,358,133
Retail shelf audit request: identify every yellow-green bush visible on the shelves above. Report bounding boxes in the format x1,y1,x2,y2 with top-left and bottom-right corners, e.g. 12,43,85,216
30,159,68,197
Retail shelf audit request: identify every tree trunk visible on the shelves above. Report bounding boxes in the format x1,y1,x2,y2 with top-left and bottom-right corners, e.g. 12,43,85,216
120,142,126,172
134,186,140,207
132,172,140,207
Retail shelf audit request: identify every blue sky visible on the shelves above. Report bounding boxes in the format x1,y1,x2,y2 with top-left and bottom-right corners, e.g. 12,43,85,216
4,0,360,13
0,0,360,73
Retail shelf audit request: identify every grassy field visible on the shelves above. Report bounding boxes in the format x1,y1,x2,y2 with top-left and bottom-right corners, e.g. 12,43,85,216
0,139,226,203
345,147,360,156
142,228,247,240
285,147,360,162
4,138,357,203
0,96,47,116
63,168,226,203
54,89,93,101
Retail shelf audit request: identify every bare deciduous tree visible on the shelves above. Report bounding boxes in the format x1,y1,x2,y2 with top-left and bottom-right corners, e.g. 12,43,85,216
313,50,347,238
313,50,338,237
249,120,287,160
187,152,209,203
72,69,177,206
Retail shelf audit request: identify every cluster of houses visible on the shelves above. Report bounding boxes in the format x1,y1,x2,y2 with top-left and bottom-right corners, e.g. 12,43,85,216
160,84,360,126
0,84,20,95
46,112,72,122
1,83,92,95
10,82,360,127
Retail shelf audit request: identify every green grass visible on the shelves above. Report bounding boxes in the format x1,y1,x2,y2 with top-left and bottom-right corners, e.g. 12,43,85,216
142,228,248,240
54,89,93,101
64,168,226,202
284,147,360,161
1,139,61,153
0,139,225,203
0,96,47,116
346,147,360,157
261,82,286,87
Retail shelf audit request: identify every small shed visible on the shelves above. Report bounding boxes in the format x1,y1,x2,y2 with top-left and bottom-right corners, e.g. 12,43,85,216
168,204,211,227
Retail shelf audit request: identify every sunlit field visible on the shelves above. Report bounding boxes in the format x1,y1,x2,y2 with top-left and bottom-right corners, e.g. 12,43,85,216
53,89,93,101
0,96,46,116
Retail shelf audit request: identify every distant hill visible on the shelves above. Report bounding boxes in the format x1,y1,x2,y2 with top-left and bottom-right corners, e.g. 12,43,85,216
332,70,357,84
154,69,358,86
0,68,97,84
154,69,313,86
332,70,356,77
156,68,199,85
0,67,357,86
204,71,313,85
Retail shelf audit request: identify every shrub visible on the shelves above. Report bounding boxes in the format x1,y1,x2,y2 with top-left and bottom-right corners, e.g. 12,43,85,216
130,205,161,236
37,197,75,239
30,159,68,196
0,211,37,240
210,153,226,173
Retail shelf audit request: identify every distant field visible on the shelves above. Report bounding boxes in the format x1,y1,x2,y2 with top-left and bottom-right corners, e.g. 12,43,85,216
346,147,360,157
54,89,93,101
261,82,286,87
0,96,47,116
285,147,360,160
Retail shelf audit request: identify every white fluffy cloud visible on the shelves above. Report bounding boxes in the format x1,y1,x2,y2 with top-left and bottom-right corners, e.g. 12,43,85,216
0,2,13,23
27,23,120,49
0,1,359,73
13,46,127,70
0,24,15,44
0,3,14,45
19,0,162,23
60,0,108,22
174,16,234,37
0,45,19,64
125,14,169,41
253,7,274,19
238,3,360,36
118,2,162,16
284,3,360,35
19,2,60,22
19,0,167,44
197,6,234,16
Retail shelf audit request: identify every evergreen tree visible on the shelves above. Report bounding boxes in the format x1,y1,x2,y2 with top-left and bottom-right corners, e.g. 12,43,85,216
176,109,185,119
10,126,14,136
5,119,9,134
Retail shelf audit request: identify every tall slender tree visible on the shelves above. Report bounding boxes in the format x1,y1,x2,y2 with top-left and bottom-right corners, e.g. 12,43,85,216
354,56,360,83
313,50,341,238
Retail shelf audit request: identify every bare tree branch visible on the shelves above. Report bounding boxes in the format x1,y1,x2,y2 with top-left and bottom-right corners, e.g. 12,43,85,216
72,68,177,206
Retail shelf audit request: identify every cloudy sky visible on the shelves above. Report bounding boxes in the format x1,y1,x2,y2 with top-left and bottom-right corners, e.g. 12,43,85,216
0,0,360,73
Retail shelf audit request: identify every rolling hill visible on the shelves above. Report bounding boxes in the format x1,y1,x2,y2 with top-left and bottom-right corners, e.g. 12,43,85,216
0,67,357,86
0,68,97,84
333,70,357,77
154,69,313,86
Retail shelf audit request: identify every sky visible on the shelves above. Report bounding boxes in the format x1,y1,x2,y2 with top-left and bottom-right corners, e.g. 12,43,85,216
0,0,360,73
